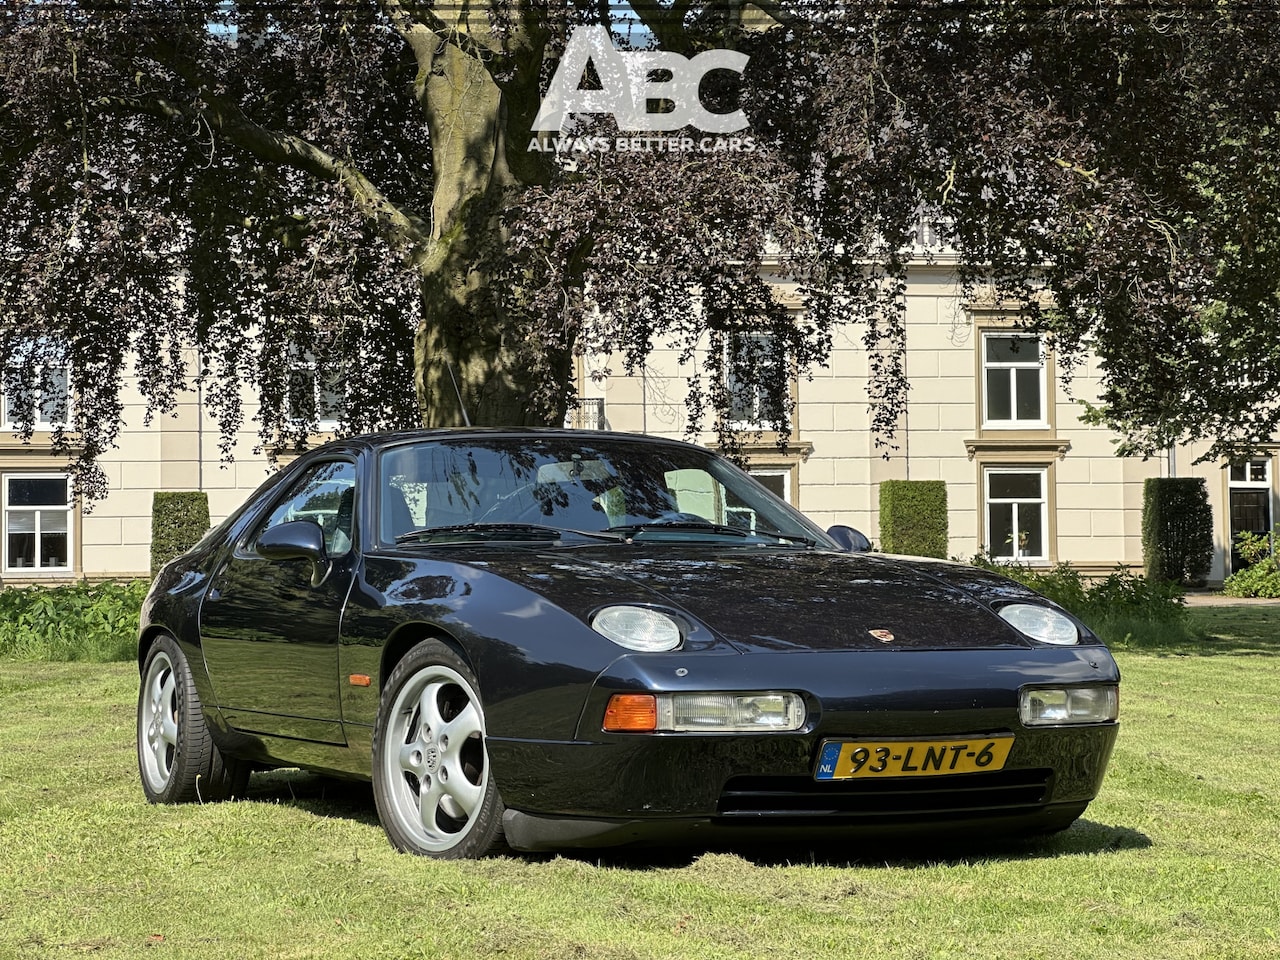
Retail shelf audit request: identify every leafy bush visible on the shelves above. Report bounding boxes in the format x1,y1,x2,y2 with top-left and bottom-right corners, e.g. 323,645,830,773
0,580,148,662
879,480,948,558
970,555,1195,648
1141,477,1212,586
151,491,211,576
1222,528,1280,598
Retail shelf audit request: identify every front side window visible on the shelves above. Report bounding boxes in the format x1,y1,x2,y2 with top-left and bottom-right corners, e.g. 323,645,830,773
985,468,1048,562
726,469,792,532
983,334,1044,426
250,460,357,557
3,475,72,571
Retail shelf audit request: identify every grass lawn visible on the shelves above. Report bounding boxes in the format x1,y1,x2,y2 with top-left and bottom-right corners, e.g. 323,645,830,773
1,606,1277,960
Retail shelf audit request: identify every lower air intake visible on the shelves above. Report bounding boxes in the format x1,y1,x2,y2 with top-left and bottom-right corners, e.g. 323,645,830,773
717,769,1052,820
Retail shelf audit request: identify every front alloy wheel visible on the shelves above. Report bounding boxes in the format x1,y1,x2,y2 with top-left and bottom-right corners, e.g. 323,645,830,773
372,641,504,858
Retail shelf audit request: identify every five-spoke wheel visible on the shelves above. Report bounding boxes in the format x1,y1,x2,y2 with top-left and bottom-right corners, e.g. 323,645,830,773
138,645,182,793
372,641,504,857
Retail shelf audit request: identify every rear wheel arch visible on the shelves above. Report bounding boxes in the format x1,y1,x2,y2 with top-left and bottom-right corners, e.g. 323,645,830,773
136,632,249,803
137,623,183,674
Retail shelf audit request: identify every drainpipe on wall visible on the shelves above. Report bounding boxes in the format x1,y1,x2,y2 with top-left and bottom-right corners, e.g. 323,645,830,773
1167,443,1176,478
196,350,204,491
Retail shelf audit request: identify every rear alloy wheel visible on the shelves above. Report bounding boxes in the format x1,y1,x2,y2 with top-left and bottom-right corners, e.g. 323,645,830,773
137,634,248,803
372,641,505,858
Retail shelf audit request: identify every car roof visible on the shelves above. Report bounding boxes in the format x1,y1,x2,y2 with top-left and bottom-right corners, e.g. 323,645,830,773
305,427,712,456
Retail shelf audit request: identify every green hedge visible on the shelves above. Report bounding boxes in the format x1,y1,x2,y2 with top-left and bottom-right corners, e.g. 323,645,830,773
969,556,1194,648
1141,478,1212,586
151,491,211,576
0,580,148,662
879,480,948,558
1222,528,1280,597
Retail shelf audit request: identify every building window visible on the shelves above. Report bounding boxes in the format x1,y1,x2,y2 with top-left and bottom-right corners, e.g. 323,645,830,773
287,345,343,432
984,468,1047,562
1229,460,1271,484
726,331,789,430
3,474,72,572
982,334,1045,427
2,367,71,430
726,468,793,530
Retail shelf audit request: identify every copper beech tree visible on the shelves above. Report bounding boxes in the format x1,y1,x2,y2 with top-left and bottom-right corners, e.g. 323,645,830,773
2,1,1278,499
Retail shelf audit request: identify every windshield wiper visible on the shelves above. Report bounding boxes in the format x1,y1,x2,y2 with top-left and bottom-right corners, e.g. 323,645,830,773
394,522,626,544
606,520,815,546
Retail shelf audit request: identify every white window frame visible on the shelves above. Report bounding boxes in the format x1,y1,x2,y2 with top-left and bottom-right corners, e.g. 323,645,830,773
1228,459,1271,487
981,333,1047,429
2,366,72,431
2,473,74,574
984,467,1049,563
727,468,792,531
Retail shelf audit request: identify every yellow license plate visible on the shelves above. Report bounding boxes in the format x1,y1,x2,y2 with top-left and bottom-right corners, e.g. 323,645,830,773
814,736,1015,780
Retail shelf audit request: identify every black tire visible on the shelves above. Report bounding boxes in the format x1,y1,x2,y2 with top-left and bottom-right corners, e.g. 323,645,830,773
372,640,505,858
137,634,249,804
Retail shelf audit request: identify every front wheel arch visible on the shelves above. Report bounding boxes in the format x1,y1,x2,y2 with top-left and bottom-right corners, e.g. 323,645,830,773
379,622,473,693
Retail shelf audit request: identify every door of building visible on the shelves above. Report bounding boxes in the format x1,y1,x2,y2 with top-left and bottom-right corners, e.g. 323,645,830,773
1228,459,1273,573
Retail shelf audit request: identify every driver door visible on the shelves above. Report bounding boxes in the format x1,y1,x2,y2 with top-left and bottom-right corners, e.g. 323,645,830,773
200,459,358,743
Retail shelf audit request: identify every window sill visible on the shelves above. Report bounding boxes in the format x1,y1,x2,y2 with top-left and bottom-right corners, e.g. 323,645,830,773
1,569,75,580
978,422,1052,433
722,436,814,465
0,434,83,458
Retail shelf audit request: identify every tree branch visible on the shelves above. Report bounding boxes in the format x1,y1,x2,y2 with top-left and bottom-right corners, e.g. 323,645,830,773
128,35,433,256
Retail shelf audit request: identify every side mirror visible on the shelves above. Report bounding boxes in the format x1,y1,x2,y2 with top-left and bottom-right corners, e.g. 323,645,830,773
827,525,872,553
257,520,330,586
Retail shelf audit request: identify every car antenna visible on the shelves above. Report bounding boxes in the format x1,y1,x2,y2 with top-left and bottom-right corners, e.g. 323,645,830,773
446,362,472,427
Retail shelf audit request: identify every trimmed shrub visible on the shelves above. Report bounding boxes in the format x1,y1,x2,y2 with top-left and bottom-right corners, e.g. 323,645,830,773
151,491,211,576
0,580,148,662
1141,477,1212,586
879,480,948,558
1222,529,1280,597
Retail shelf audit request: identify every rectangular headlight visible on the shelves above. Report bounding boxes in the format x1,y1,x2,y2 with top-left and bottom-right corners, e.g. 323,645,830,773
602,692,807,733
1020,685,1118,726
660,692,806,732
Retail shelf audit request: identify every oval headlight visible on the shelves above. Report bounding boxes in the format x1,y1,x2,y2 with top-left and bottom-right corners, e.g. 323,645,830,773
592,605,683,652
998,603,1079,645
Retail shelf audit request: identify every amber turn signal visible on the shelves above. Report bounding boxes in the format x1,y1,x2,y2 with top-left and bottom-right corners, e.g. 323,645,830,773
603,694,658,732
348,674,372,687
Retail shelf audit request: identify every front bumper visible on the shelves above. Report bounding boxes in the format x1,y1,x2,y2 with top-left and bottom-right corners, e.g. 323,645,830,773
487,647,1120,848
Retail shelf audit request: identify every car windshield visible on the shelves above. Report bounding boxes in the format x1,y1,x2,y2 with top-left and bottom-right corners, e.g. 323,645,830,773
377,436,832,548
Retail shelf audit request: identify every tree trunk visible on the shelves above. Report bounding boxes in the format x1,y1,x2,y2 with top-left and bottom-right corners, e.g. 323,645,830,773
413,37,568,429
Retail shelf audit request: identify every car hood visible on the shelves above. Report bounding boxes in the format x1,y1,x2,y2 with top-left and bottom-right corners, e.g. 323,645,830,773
450,546,1035,653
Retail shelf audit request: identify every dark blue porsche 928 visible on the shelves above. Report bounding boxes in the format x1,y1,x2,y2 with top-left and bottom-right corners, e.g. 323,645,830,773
136,429,1119,858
